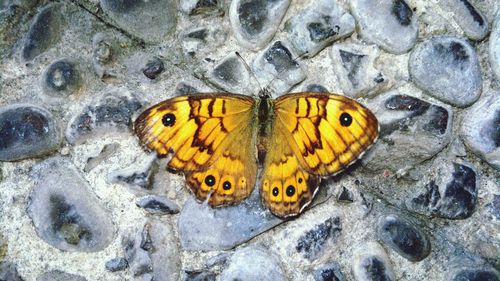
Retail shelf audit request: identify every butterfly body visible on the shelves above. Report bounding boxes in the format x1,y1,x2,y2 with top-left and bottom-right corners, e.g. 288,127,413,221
134,92,378,218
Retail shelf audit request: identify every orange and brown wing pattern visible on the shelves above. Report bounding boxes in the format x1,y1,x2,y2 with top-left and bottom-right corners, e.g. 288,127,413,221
134,94,258,206
260,92,378,217
274,92,379,176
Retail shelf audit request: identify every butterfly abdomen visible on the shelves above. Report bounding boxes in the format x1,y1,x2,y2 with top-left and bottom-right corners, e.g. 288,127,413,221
257,96,274,164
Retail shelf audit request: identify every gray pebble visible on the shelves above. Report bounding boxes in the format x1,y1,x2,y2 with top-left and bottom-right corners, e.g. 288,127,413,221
100,0,177,43
142,57,164,80
220,245,285,281
28,157,114,252
438,0,489,41
105,257,128,272
352,242,395,281
490,11,500,81
285,0,355,57
461,92,500,170
0,261,23,281
180,0,223,16
42,59,81,97
0,104,61,161
36,270,87,281
350,0,418,54
451,268,500,281
136,195,180,215
229,0,290,50
409,36,482,107
313,261,344,281
296,217,342,260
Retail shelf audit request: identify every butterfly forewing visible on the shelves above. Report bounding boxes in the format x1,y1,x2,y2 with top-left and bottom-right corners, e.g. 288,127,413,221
134,94,258,206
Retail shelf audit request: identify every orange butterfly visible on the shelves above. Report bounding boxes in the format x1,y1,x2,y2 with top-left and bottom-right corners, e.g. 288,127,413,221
134,91,378,217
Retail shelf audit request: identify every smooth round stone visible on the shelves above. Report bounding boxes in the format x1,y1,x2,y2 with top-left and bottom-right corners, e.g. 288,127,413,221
461,92,500,170
100,0,177,43
42,59,80,96
21,3,64,61
350,0,418,54
409,36,482,107
142,57,164,80
28,157,114,252
284,0,355,57
438,0,489,41
376,214,431,261
490,10,500,82
105,257,128,272
220,246,285,281
451,268,500,281
0,104,61,161
229,0,291,51
352,242,395,281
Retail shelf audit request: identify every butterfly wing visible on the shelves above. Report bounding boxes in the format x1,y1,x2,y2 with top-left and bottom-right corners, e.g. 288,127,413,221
134,94,258,206
261,92,379,217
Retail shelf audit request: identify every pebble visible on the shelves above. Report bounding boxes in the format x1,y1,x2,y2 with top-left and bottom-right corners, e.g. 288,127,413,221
229,0,290,50
42,59,80,97
376,214,431,261
352,242,395,281
220,245,285,281
0,262,23,281
135,195,180,215
304,84,329,93
313,261,345,281
207,52,255,94
28,157,114,251
365,91,453,172
180,0,223,16
84,143,120,172
142,57,164,80
107,154,157,191
284,0,355,57
252,40,307,96
180,26,228,58
438,0,489,41
337,186,354,203
178,194,282,250
349,0,418,54
410,160,478,220
490,11,500,81
105,257,129,272
21,3,64,61
184,271,216,281
0,104,61,161
486,195,500,220
296,217,342,260
330,43,387,98
409,36,482,107
451,268,500,281
461,92,500,170
100,0,177,43
65,88,144,144
123,219,180,280
37,270,87,281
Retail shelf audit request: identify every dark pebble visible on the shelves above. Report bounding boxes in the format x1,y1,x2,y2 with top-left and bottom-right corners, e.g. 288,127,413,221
313,261,344,281
142,57,164,80
105,257,129,272
296,217,342,260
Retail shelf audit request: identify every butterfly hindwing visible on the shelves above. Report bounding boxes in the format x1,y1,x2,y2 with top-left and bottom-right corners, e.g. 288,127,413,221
261,92,379,217
134,94,258,206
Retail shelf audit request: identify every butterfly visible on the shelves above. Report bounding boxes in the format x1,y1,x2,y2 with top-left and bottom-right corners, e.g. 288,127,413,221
134,91,378,218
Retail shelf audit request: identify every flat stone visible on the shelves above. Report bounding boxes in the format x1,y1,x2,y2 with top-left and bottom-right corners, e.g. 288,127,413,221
220,245,285,281
284,0,355,57
409,160,478,220
491,11,500,82
135,195,180,215
461,92,500,170
0,262,23,281
105,257,128,272
365,91,453,172
229,0,290,50
330,43,387,98
37,270,87,281
252,40,307,96
350,0,418,54
21,3,65,61
296,217,342,260
42,58,81,97
66,88,144,144
313,261,345,281
100,0,177,43
438,0,489,41
0,104,61,161
207,52,256,94
376,214,431,261
28,157,114,252
409,36,482,107
352,242,395,281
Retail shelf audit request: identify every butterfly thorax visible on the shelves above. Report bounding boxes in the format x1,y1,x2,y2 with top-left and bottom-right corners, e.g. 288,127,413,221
256,95,274,164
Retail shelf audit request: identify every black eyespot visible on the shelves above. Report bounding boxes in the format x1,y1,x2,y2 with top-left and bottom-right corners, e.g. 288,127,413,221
205,175,216,187
162,113,176,127
340,112,352,127
286,185,295,197
298,178,303,184
272,187,279,196
223,181,231,190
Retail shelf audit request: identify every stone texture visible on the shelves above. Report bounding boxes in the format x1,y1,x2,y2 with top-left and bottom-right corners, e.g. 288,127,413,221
491,10,500,82
42,58,81,97
37,270,87,281
438,0,489,41
409,36,482,107
352,242,395,281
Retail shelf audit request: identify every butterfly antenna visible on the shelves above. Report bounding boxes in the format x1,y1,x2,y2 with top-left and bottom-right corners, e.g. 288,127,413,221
262,50,310,96
234,51,265,96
